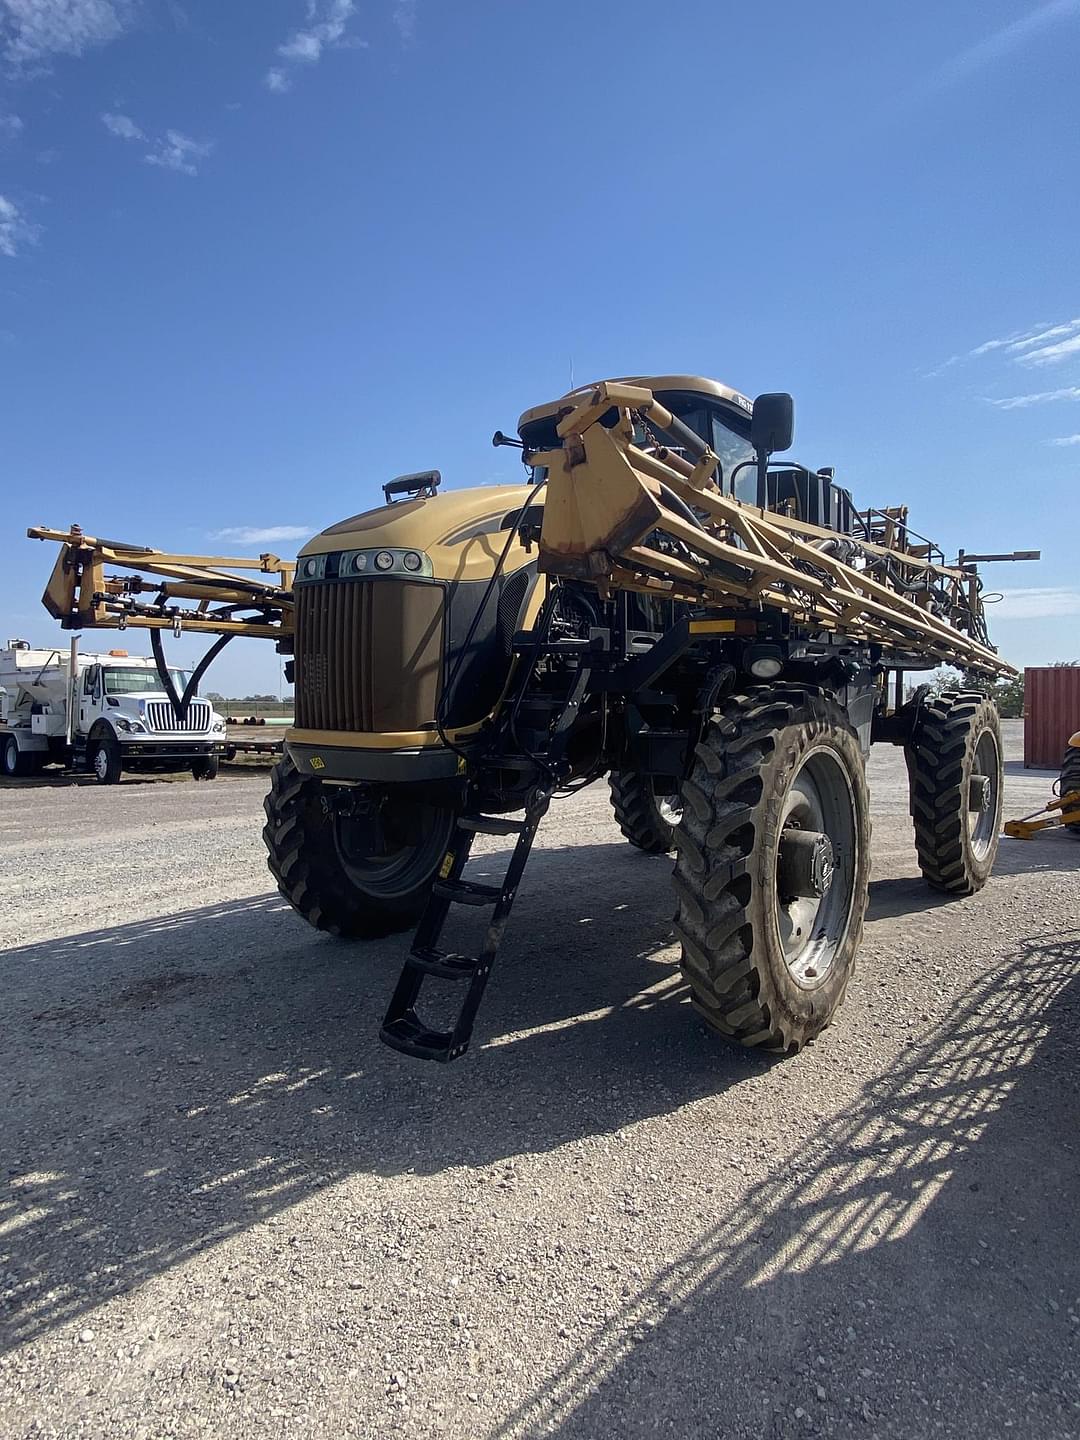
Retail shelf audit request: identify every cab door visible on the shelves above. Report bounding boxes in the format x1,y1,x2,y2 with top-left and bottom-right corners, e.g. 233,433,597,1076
79,665,99,731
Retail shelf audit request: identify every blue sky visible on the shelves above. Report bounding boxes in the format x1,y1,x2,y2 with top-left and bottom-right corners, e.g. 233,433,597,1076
1,0,1079,694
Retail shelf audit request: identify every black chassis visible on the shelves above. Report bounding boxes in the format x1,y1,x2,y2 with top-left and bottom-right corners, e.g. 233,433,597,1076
458,583,936,816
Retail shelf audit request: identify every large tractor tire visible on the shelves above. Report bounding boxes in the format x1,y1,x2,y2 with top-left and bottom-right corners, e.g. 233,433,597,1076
608,770,682,854
262,756,456,939
673,686,871,1053
1060,744,1080,836
906,692,1002,894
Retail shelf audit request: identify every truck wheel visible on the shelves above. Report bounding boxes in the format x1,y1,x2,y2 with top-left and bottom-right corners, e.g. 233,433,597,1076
673,686,871,1053
192,754,220,780
906,692,1002,893
2,735,33,778
89,728,123,785
608,770,682,853
1060,746,1080,836
262,756,456,939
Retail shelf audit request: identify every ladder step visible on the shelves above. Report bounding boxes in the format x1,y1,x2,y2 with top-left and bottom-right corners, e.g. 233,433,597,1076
457,815,526,837
431,878,503,906
408,946,481,980
380,1014,469,1064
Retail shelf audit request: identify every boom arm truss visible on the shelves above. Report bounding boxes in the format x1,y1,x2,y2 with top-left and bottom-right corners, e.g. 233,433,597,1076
28,524,294,642
531,382,1017,678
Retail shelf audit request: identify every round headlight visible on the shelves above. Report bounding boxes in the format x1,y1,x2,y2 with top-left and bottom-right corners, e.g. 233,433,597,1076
353,553,368,572
402,551,422,572
304,558,318,577
374,551,395,572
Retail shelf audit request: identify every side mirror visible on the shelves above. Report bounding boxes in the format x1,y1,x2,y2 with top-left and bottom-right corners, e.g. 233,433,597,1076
751,392,795,457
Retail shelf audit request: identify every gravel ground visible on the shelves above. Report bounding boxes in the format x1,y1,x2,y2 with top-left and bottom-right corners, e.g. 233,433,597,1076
1,721,1079,1439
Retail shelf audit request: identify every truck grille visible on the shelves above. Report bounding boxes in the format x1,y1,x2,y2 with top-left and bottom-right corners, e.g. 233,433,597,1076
294,579,443,732
146,699,211,733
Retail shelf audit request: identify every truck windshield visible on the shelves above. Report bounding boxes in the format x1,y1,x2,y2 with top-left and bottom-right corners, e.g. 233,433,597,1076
103,667,193,695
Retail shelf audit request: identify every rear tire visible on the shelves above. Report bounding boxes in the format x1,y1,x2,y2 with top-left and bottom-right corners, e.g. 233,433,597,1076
2,735,33,778
673,686,871,1053
1060,745,1080,836
609,770,682,853
192,754,219,780
262,755,456,938
906,692,1002,893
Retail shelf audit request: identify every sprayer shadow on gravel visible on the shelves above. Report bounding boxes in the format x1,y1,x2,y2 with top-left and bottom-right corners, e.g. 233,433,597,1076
0,834,1071,1351
494,927,1080,1439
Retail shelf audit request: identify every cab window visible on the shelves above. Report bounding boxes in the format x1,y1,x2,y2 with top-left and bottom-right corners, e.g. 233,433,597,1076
83,665,98,697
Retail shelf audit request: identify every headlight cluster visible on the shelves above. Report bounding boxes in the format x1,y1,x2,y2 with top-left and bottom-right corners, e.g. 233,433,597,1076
212,720,226,733
114,718,146,734
298,548,431,581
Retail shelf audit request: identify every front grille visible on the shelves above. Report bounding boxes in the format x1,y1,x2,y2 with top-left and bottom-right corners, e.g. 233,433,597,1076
294,579,444,732
146,699,211,733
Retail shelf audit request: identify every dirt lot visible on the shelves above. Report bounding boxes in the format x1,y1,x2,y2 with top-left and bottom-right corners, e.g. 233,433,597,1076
1,721,1078,1439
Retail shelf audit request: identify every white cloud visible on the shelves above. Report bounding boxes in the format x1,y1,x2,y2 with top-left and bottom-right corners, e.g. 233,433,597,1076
0,192,39,256
1,0,135,66
266,0,359,92
392,0,416,41
928,0,1080,91
144,128,212,176
994,587,1080,621
213,525,311,545
101,109,143,140
1048,434,1080,447
0,111,22,137
988,386,1080,410
1020,333,1080,367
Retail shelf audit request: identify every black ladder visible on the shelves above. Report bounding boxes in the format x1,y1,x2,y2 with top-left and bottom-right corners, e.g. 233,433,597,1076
378,788,552,1062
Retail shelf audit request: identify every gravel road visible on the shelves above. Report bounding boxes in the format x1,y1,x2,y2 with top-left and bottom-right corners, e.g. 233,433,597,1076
2,721,1079,1439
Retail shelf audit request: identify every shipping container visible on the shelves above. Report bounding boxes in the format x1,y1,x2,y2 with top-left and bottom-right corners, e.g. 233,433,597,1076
1024,666,1080,769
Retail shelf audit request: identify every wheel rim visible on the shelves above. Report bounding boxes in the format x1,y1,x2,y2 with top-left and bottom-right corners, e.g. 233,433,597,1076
333,800,455,900
653,784,683,828
968,728,1000,860
4,739,16,775
93,744,109,781
774,746,858,987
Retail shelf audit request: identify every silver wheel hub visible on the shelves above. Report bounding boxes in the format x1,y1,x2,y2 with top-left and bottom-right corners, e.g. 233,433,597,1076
774,747,858,987
967,730,1000,859
94,747,108,780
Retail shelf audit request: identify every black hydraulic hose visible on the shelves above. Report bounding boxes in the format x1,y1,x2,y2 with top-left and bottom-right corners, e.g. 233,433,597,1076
435,473,548,766
658,483,708,532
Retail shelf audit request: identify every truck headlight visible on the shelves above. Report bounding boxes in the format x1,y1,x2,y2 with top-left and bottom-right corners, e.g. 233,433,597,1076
115,718,146,734
212,720,225,733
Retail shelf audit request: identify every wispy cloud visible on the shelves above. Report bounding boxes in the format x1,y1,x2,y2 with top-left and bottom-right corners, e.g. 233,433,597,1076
145,128,212,175
1020,333,1080,367
928,314,1080,380
927,0,1080,91
994,587,1080,621
213,525,311,545
265,0,363,93
102,111,213,175
1048,434,1080,447
392,0,416,42
0,111,22,138
988,386,1080,410
1,0,135,67
101,110,142,140
0,192,39,257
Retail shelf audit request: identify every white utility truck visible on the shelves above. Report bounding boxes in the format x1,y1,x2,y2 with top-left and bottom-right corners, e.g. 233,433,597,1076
0,638,225,783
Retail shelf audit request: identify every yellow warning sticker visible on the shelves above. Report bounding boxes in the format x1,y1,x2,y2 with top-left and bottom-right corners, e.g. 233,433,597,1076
310,755,325,770
439,851,455,879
